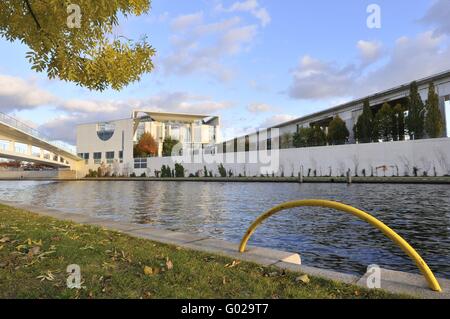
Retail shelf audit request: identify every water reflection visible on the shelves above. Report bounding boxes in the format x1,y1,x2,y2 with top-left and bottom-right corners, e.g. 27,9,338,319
0,181,449,278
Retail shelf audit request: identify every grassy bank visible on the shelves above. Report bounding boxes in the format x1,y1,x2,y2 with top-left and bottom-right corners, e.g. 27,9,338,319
0,204,406,299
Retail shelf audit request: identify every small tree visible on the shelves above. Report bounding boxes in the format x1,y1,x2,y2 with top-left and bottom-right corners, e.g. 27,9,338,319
373,103,394,142
280,133,292,149
162,137,180,157
353,99,373,143
327,116,349,145
135,132,158,157
218,163,227,177
308,126,327,146
174,163,185,177
406,81,425,140
424,82,444,138
293,127,310,147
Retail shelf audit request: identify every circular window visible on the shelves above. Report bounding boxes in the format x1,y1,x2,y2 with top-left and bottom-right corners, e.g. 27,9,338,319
97,123,115,141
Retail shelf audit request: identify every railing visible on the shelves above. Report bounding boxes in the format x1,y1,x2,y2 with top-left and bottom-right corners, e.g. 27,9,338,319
239,199,442,292
0,111,76,155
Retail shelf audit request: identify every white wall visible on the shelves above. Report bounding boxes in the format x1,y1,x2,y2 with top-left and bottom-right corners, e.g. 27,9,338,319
135,138,450,177
76,118,134,174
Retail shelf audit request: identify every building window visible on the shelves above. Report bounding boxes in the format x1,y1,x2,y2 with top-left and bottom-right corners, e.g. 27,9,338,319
119,150,123,163
78,153,89,164
93,152,102,164
267,128,272,151
134,158,147,169
106,151,114,164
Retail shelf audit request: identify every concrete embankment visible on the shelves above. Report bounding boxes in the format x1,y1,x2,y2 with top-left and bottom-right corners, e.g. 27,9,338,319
0,170,76,180
2,176,449,184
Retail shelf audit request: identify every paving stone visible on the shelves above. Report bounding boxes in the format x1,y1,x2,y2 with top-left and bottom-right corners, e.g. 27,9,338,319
274,262,360,285
356,267,450,299
183,238,301,266
125,227,207,245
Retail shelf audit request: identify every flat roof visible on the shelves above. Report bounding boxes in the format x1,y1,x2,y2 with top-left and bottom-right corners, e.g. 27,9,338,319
270,69,450,130
132,110,219,123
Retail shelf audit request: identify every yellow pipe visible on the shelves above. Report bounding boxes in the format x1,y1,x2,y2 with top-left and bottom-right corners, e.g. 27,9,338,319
239,199,442,292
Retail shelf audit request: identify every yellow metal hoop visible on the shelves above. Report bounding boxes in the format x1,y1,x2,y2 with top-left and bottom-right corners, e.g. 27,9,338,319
239,199,442,292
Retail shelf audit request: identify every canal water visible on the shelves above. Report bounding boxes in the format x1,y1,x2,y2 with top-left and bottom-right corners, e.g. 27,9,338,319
0,181,449,278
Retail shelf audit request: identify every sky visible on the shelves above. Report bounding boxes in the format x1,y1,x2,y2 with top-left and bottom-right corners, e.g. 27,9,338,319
1,0,450,146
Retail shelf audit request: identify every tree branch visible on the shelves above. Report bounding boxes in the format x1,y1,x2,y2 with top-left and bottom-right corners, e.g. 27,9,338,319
24,0,42,30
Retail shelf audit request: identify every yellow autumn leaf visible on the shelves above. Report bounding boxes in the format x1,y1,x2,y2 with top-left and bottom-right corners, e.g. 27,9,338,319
143,266,153,276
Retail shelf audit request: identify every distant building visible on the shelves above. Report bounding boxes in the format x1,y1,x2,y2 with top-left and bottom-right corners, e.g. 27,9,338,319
223,70,450,152
76,110,220,172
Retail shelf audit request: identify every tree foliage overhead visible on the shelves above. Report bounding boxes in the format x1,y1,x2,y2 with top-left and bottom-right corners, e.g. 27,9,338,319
0,0,155,91
406,81,425,140
424,82,444,138
327,115,349,145
353,99,373,143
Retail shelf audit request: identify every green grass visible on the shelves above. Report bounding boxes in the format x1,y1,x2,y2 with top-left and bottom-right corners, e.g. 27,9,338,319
0,204,408,299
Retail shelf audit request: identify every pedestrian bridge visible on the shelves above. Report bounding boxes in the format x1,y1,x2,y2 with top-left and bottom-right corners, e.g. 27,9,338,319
0,112,82,170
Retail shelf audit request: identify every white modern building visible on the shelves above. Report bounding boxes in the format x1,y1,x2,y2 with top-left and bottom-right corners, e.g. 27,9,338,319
221,70,450,152
76,110,220,174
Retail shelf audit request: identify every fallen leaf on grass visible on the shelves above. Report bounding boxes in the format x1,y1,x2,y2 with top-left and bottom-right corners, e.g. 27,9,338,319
0,236,10,243
27,246,41,257
165,258,173,270
80,245,95,250
225,260,241,268
144,266,153,276
36,270,55,282
295,274,310,284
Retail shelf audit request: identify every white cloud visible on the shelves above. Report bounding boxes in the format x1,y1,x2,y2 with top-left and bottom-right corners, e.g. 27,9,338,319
1,72,232,144
360,32,450,94
218,0,271,27
288,32,450,100
288,55,356,100
357,40,382,65
260,114,296,128
163,14,258,81
420,0,450,37
247,102,272,113
0,75,56,112
170,12,204,31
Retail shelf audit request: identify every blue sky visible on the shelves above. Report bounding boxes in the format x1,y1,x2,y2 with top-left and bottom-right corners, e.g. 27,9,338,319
0,0,449,145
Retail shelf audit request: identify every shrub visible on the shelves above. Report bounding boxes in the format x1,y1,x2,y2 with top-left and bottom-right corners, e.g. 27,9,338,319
130,172,136,178
218,164,227,177
140,172,146,178
161,165,172,178
175,163,185,178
